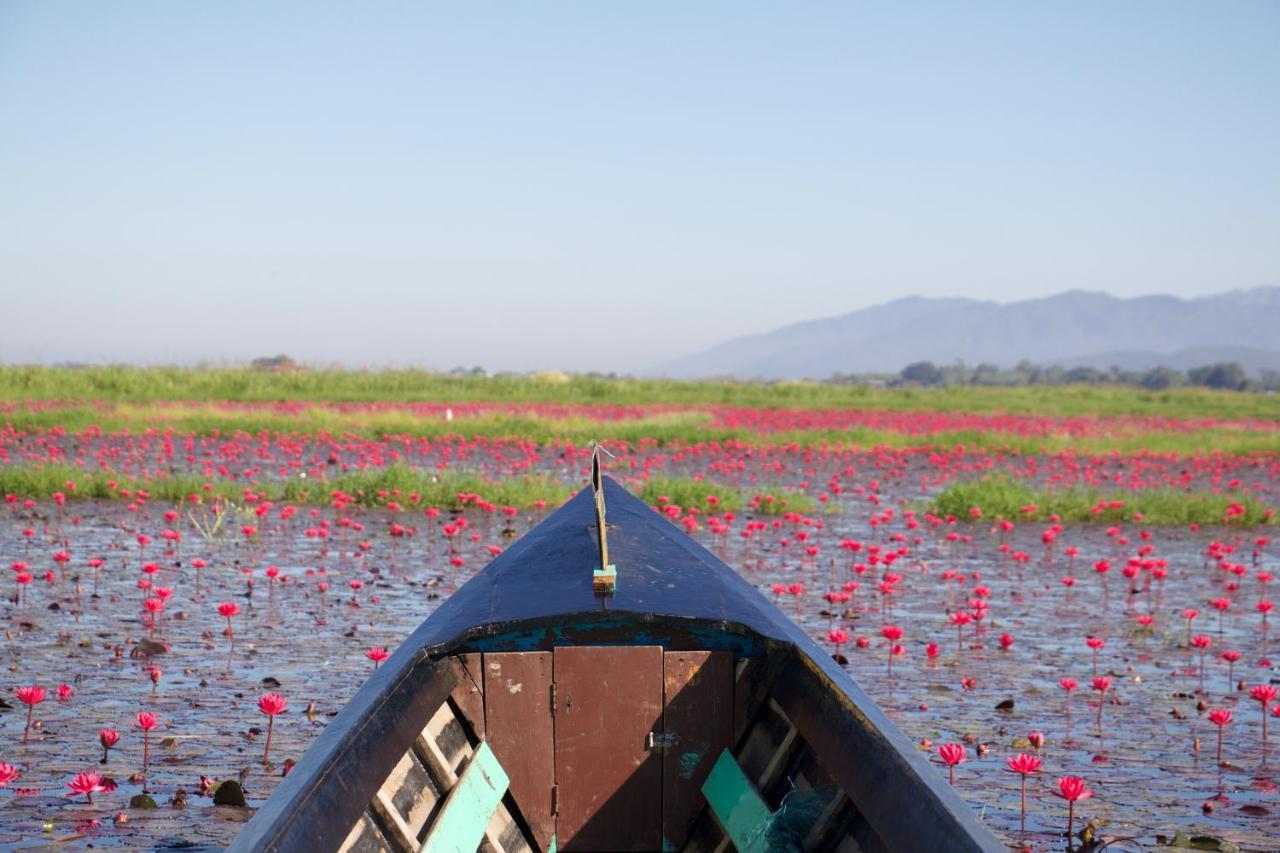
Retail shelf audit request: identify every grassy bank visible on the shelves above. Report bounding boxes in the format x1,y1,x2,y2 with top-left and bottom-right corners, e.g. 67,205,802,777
4,365,1280,420
0,462,815,515
930,475,1276,526
6,403,1280,456
0,463,575,509
4,404,752,448
637,477,818,516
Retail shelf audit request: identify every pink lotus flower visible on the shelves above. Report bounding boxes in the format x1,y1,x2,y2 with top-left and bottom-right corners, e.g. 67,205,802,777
1050,775,1095,841
99,728,120,763
259,693,287,764
0,763,20,787
936,743,967,785
1250,684,1278,751
1004,753,1042,832
134,712,158,776
66,771,114,804
1208,708,1232,763
16,686,45,742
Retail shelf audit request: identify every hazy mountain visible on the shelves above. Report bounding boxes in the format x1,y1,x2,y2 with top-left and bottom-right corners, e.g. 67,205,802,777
656,287,1280,379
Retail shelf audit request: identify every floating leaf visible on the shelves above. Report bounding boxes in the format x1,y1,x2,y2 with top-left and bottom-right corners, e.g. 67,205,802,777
129,794,158,809
212,780,247,807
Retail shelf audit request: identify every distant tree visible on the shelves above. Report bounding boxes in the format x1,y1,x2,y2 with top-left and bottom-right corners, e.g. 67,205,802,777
1064,366,1106,384
933,362,965,386
1037,365,1067,386
1188,362,1247,390
1140,366,1185,390
250,354,296,372
968,363,1000,386
900,361,944,386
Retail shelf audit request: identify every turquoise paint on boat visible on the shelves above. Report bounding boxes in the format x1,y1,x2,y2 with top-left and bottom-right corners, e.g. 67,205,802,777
420,742,509,852
456,618,765,657
678,743,708,781
701,749,773,853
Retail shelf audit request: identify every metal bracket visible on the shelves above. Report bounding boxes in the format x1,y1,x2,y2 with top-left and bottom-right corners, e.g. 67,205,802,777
646,731,680,750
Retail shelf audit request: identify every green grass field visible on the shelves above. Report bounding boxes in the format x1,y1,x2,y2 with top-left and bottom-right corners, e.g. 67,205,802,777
929,475,1275,526
3,365,1280,420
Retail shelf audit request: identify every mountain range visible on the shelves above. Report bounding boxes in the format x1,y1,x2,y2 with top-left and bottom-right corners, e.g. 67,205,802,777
657,287,1280,379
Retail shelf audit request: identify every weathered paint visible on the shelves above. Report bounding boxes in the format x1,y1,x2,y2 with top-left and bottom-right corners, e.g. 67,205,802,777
482,652,556,852
701,749,773,853
678,747,705,781
554,645,663,851
454,618,764,657
662,650,734,849
420,742,509,853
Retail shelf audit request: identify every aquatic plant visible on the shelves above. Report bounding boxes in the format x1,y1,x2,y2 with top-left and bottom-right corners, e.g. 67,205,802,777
258,693,288,764
0,763,20,788
15,685,45,743
1249,684,1277,753
217,602,241,644
1059,678,1078,720
1050,775,1094,848
1004,753,1042,832
936,743,967,786
66,771,112,805
1207,709,1232,764
98,728,119,764
134,711,158,778
1092,677,1112,732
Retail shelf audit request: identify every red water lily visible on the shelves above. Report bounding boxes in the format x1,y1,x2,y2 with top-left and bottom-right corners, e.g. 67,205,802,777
1050,775,1095,842
1005,753,1043,832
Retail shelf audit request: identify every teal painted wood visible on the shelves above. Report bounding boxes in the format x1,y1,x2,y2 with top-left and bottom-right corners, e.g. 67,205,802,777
420,742,510,853
700,749,773,853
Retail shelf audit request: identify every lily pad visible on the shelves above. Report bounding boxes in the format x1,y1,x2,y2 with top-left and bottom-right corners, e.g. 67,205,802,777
213,780,247,807
129,794,159,809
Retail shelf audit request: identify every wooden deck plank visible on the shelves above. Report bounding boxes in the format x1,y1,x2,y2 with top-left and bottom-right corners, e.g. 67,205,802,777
421,742,510,853
483,652,556,852
732,657,770,747
554,645,663,852
662,651,734,850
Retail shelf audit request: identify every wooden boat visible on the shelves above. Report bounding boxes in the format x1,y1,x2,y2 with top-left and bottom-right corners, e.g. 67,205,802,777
230,461,1003,853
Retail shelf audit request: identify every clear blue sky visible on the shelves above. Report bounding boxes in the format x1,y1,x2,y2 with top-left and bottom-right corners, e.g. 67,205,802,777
1,2,1276,373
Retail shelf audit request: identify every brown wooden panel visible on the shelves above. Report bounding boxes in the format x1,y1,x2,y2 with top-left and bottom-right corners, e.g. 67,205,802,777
554,646,663,852
450,653,485,742
484,652,556,852
662,651,734,850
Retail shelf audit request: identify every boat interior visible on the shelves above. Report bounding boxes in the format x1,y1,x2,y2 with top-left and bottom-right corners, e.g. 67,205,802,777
340,645,876,853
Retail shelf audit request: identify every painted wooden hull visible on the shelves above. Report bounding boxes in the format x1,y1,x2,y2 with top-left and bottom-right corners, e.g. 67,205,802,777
230,478,1003,853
